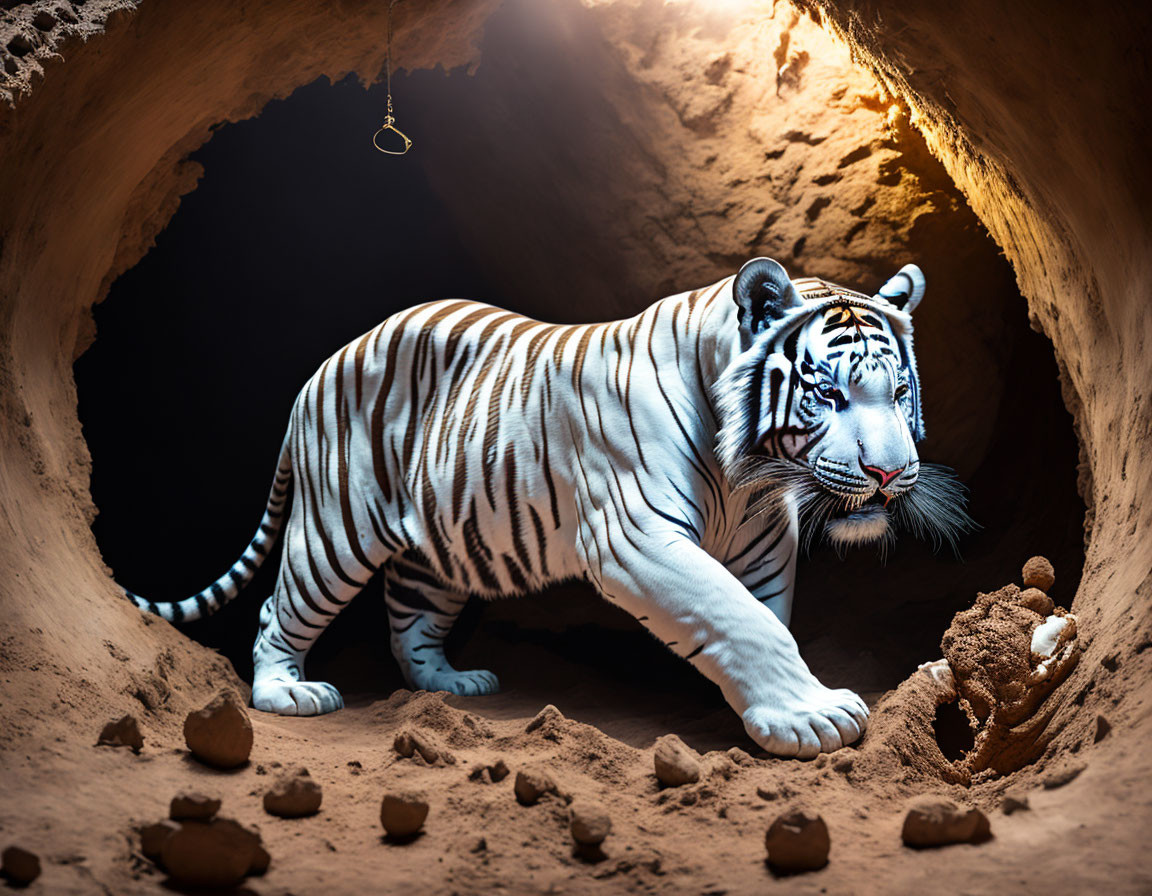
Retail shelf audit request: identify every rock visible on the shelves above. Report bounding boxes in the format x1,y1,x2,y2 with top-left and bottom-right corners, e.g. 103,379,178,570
1094,715,1112,742
393,728,454,765
1,845,41,886
1018,587,1054,616
1022,556,1055,592
470,758,510,783
653,734,701,786
1042,763,1085,789
139,820,180,860
170,792,221,821
263,766,322,818
901,796,991,847
514,766,557,805
764,808,830,873
97,714,144,753
380,791,429,838
1001,794,1030,815
569,802,612,846
726,747,754,766
160,818,267,888
183,691,253,769
756,784,779,801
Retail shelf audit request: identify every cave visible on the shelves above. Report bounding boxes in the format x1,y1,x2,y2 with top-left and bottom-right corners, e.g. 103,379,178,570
1,0,1149,892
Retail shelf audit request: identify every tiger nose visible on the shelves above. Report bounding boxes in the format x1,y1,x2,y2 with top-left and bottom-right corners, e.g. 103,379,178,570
861,463,906,490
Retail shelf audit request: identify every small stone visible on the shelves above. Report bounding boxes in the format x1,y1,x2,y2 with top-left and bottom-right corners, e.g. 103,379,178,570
1018,587,1054,616
170,792,221,821
514,766,557,805
1001,794,1030,815
264,767,322,818
1,846,41,886
393,728,454,765
1022,556,1055,592
1042,763,1085,789
97,715,144,753
764,808,830,873
468,757,509,783
139,820,179,860
380,791,429,838
726,747,754,766
1094,715,1112,742
183,691,253,769
901,796,990,847
653,734,701,787
756,784,779,801
569,802,612,846
160,818,266,888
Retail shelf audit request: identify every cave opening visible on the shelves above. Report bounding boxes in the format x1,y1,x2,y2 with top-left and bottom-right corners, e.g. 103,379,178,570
72,0,1086,751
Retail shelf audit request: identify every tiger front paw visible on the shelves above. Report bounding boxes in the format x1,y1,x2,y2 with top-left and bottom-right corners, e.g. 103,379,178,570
742,686,869,759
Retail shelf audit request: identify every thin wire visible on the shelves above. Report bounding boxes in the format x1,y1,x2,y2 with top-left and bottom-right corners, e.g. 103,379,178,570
373,0,412,155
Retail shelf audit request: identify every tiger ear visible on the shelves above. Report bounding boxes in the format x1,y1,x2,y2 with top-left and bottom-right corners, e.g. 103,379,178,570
875,264,926,313
733,257,804,337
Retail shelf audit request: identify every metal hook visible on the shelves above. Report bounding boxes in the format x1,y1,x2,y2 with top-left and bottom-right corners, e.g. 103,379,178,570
372,115,413,155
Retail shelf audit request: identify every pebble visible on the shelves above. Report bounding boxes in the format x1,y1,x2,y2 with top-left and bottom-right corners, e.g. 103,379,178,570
1022,556,1055,592
97,715,144,753
653,734,701,787
160,818,267,888
901,796,990,847
764,808,830,873
469,758,510,783
1042,763,1085,789
569,802,612,846
380,791,429,838
264,767,323,818
139,820,180,859
1,845,41,886
169,792,221,821
183,691,253,769
1094,715,1112,742
1001,794,1030,815
514,767,557,805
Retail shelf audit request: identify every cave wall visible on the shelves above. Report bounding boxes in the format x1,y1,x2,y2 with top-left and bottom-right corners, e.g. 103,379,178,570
0,0,1148,796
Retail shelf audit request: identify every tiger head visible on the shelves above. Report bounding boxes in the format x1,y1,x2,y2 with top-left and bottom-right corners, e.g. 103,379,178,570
713,257,971,552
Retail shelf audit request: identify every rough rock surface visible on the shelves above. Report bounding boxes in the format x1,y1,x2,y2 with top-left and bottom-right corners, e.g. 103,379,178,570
183,691,253,769
169,792,221,821
764,808,830,873
263,767,322,818
901,796,991,848
654,734,702,787
96,715,143,753
0,846,41,886
138,820,180,860
380,791,429,839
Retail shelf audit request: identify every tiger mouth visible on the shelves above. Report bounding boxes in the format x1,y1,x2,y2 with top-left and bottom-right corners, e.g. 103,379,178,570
826,489,892,519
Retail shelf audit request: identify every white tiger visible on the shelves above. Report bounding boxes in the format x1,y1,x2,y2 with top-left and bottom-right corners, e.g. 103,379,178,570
126,257,970,758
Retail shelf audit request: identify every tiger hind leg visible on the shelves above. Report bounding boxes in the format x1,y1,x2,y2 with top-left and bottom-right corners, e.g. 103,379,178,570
251,512,375,716
385,552,500,697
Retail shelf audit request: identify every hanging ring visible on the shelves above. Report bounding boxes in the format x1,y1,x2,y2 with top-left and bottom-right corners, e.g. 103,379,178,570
373,116,412,155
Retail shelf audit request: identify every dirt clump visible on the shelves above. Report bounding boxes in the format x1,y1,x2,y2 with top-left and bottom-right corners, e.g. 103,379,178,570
764,808,830,874
96,715,143,753
169,792,221,820
394,728,455,766
1,845,41,886
901,796,991,847
468,757,510,783
514,766,559,805
1022,556,1056,592
380,791,429,839
263,766,323,817
159,817,269,888
183,691,253,769
654,733,702,786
